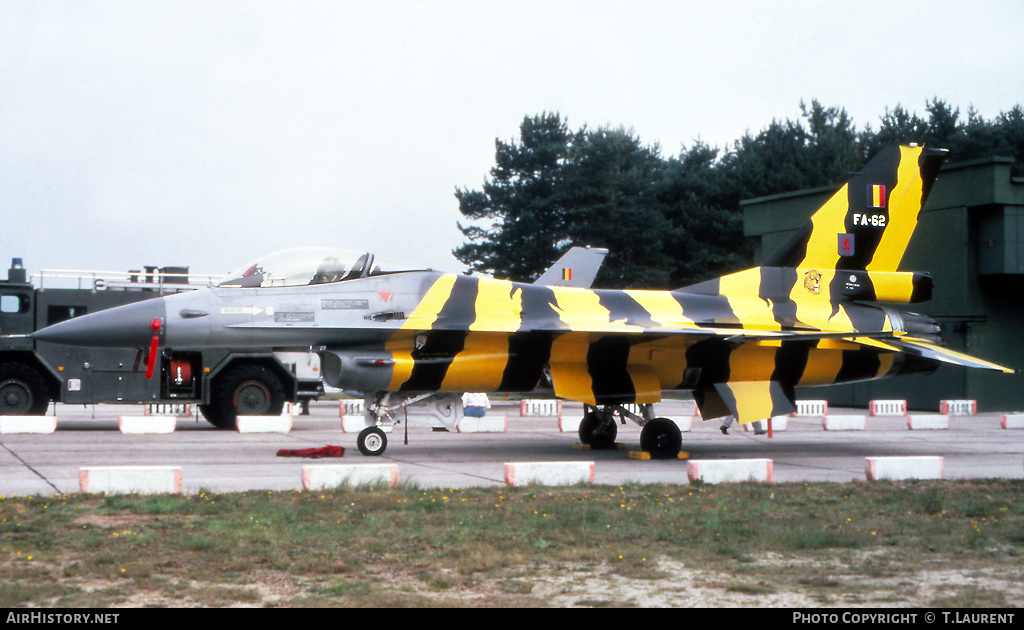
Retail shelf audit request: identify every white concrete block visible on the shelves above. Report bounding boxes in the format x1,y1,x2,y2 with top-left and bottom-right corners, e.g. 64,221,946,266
865,456,944,481
906,414,950,430
667,416,693,432
940,399,977,415
794,400,828,416
80,466,183,494
145,403,191,416
339,399,364,417
119,415,176,434
457,415,507,433
768,415,789,431
558,416,580,432
339,415,369,432
1001,413,1024,429
0,415,57,434
236,415,293,433
822,415,866,431
869,400,907,416
686,459,773,484
504,461,595,486
301,464,399,490
520,399,563,416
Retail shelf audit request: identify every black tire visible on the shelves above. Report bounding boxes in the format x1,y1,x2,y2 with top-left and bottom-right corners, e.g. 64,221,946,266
206,364,285,429
640,417,683,459
578,411,617,449
0,362,50,416
357,426,388,456
197,403,228,428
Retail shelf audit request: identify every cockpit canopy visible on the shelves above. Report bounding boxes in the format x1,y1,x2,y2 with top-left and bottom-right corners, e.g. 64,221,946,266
218,247,426,288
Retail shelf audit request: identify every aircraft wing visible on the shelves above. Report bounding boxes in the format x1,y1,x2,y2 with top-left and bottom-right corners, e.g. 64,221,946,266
533,246,608,288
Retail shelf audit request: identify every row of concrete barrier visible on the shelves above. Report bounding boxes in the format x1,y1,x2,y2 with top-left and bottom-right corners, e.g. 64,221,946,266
518,398,983,418
770,399,979,417
6,410,1024,435
0,415,297,434
76,454,968,494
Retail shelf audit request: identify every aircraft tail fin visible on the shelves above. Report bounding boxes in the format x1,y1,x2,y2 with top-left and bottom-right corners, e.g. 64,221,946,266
534,246,608,288
764,145,948,272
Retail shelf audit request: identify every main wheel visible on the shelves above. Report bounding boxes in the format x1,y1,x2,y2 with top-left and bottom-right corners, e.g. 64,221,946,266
206,364,285,429
0,362,50,416
578,411,617,450
640,417,683,459
357,426,388,456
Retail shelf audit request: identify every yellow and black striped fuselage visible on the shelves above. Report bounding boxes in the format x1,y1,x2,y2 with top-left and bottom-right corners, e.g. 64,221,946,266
361,271,935,407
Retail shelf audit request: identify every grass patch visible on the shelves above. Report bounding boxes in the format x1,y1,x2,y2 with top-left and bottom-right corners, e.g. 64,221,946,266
2,480,1023,606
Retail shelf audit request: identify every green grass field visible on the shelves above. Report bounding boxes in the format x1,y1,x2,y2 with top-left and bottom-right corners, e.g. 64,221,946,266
3,479,1023,607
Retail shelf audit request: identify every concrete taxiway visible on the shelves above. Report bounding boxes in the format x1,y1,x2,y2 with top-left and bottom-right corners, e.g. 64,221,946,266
1,400,1022,496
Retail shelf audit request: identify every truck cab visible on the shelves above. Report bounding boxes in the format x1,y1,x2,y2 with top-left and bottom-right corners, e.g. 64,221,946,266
1,258,322,425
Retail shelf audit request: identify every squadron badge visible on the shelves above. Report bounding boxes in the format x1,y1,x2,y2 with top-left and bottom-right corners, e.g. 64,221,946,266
804,269,822,295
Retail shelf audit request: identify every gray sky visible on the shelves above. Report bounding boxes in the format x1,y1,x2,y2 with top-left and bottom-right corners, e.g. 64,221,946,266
2,0,1022,278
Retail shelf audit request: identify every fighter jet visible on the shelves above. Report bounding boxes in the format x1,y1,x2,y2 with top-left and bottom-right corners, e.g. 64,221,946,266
29,145,1013,458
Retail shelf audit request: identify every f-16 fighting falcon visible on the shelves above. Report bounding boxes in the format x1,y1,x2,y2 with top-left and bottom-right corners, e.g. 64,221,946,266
26,145,1013,458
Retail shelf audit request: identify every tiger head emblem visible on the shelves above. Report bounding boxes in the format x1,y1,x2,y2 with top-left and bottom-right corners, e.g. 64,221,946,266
803,270,822,295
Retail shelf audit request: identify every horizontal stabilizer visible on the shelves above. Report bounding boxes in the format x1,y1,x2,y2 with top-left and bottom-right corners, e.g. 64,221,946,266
890,338,1014,373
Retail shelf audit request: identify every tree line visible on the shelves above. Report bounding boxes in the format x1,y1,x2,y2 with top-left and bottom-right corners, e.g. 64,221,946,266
454,99,1024,289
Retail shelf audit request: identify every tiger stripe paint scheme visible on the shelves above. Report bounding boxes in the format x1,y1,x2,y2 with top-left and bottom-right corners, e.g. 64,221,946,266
353,145,1011,424
28,145,1014,445
365,268,939,419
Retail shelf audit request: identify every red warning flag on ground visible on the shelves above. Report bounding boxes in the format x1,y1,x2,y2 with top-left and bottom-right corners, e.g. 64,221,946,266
276,445,346,458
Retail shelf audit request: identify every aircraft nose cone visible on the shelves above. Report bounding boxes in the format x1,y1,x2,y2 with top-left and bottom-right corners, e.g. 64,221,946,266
32,298,168,348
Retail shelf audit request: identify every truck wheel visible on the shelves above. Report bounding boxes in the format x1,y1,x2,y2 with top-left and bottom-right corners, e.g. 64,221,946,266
0,362,50,416
207,364,285,429
197,404,228,428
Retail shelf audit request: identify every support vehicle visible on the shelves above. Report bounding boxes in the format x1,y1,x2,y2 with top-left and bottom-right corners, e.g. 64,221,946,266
0,259,322,427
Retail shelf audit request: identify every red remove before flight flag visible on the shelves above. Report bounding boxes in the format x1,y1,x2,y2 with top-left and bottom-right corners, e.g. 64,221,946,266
145,318,161,380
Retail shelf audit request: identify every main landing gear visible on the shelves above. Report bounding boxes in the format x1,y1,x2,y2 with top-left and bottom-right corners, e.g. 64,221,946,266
577,404,683,459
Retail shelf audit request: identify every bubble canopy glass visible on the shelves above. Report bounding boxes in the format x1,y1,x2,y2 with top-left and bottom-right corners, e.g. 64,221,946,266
218,247,428,288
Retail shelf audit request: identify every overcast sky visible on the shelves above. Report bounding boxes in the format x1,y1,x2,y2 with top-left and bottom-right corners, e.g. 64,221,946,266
2,0,1022,280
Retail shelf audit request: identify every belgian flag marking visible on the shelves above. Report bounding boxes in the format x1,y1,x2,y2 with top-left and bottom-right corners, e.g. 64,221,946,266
869,184,886,208
562,268,573,281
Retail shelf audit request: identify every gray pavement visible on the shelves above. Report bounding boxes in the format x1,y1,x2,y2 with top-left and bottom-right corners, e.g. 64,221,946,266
1,400,1022,495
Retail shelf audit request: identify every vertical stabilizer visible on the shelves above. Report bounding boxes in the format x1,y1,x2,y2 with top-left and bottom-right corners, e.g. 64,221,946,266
764,145,948,272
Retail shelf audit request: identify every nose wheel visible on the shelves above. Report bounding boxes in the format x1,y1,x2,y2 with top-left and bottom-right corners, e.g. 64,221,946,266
357,426,388,456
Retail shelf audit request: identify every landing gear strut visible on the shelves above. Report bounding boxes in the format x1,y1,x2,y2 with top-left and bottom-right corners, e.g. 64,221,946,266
578,403,684,459
578,405,618,449
354,391,464,456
